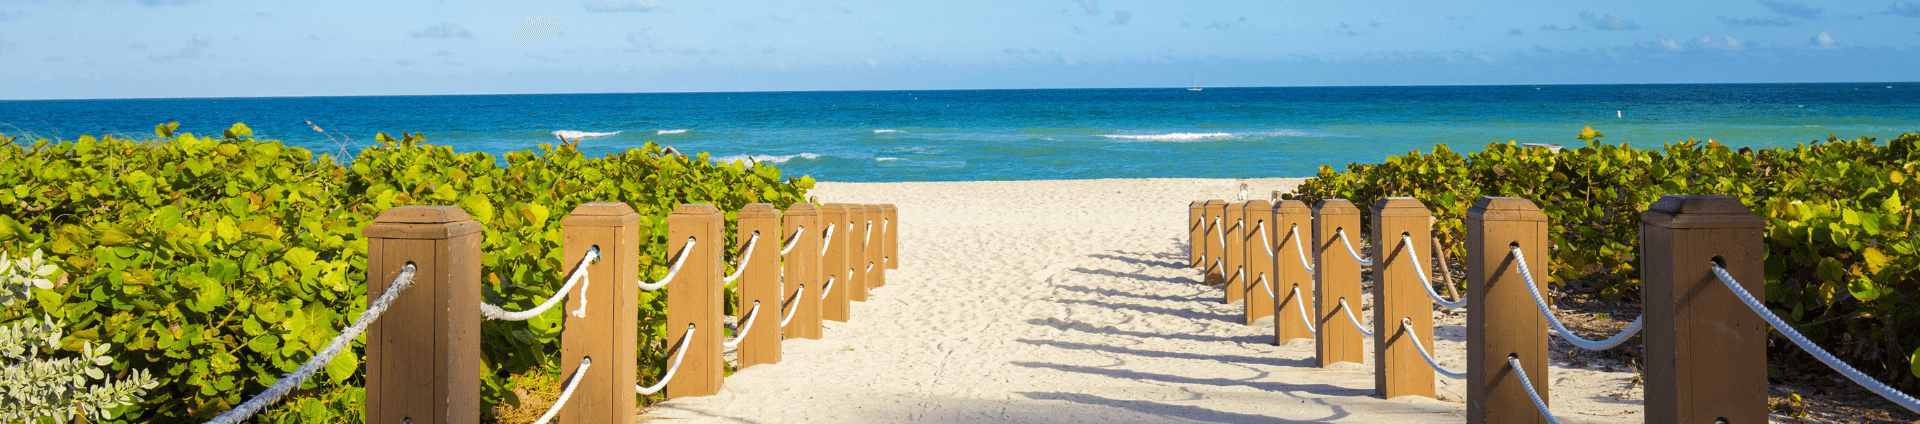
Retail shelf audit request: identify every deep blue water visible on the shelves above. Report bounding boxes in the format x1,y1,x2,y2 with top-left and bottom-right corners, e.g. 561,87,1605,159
3,83,1916,182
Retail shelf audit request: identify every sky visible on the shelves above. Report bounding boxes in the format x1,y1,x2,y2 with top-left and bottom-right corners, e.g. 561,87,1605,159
0,0,1916,100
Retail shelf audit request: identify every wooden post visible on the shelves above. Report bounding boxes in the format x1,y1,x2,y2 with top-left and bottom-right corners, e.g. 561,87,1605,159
363,206,481,424
882,204,899,270
665,204,724,398
1223,202,1247,304
1313,199,1365,367
1241,200,1276,324
782,203,823,339
1641,195,1766,423
1465,197,1548,423
736,203,782,368
557,202,640,424
819,204,851,322
1272,200,1315,343
1190,201,1206,268
845,204,869,302
1372,197,1435,399
1203,200,1227,287
864,205,887,289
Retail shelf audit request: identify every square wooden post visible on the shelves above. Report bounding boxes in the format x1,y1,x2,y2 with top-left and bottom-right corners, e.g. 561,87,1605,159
1641,195,1767,423
736,203,783,368
558,202,640,424
363,206,481,424
1465,197,1549,424
1203,200,1227,287
665,204,724,398
819,204,851,322
845,204,870,302
1312,199,1365,367
1241,200,1276,324
1223,202,1248,304
1372,197,1435,399
1273,200,1316,343
882,204,899,270
1190,201,1206,268
782,203,823,339
864,205,887,289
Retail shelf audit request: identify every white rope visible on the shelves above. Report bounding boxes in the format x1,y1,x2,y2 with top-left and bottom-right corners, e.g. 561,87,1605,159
723,232,760,283
1712,263,1920,413
779,284,805,327
1291,285,1317,335
867,262,874,272
480,248,599,321
637,324,697,396
1335,228,1373,267
529,357,592,424
1338,297,1374,337
1258,273,1275,300
1214,217,1225,251
1508,355,1563,424
1289,225,1315,275
1511,246,1643,350
639,238,697,291
1404,234,1466,309
819,223,836,255
206,264,417,424
818,276,835,300
1257,221,1275,258
863,220,873,249
723,301,761,349
1403,319,1465,378
780,226,804,255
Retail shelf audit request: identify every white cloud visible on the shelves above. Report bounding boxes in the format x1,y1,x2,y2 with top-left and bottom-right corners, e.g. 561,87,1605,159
1659,37,1685,51
149,34,211,62
1719,16,1792,26
867,58,879,68
515,17,562,46
1696,34,1743,50
1074,0,1098,16
583,1,658,13
1884,1,1920,17
1808,30,1839,50
1111,10,1131,26
0,38,14,56
411,23,473,39
1758,0,1821,19
1580,11,1640,30
626,28,657,50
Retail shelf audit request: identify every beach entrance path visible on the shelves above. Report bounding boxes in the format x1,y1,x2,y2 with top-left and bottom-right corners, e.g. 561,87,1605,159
639,178,1642,423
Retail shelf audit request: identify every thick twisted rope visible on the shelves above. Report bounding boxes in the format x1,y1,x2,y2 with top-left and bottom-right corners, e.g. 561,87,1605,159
1335,228,1373,267
864,220,873,249
205,265,417,424
1291,286,1317,335
723,301,762,349
1712,263,1920,413
1258,221,1275,258
1214,217,1226,251
1258,273,1275,300
637,324,697,396
1511,246,1643,350
1289,225,1315,275
1403,319,1465,378
480,247,599,321
639,238,697,291
529,357,592,424
819,223,836,255
780,226,804,255
1403,234,1466,309
818,276,836,300
723,232,760,283
1338,297,1374,337
780,284,805,327
1508,355,1563,424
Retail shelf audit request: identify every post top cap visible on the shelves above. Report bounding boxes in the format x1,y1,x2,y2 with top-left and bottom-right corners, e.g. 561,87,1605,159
820,203,849,212
1314,198,1359,214
1204,199,1226,206
1242,199,1272,209
1641,195,1763,228
1466,197,1546,222
670,203,720,215
879,204,897,211
785,203,820,215
1274,199,1313,212
1372,197,1430,215
568,201,636,217
374,205,473,224
739,203,779,218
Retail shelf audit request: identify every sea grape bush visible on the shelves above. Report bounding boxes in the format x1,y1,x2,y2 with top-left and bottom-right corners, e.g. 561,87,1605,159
0,123,812,423
2,314,160,423
1293,128,1920,391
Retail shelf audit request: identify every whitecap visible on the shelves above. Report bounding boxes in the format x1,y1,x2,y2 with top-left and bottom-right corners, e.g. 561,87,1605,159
710,153,822,165
875,157,903,161
658,129,688,135
552,130,620,140
1098,132,1235,142
873,129,903,134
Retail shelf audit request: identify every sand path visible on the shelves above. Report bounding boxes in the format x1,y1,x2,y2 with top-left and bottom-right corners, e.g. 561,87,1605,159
640,178,1645,423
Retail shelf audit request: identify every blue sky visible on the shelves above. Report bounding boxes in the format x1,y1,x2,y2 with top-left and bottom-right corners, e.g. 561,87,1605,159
1,0,1916,99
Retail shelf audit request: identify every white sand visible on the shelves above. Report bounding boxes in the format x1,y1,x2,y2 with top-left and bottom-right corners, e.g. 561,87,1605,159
642,178,1645,423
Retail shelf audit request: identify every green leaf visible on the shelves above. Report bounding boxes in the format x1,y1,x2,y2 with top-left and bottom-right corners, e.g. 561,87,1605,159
1847,274,1884,301
1910,346,1919,378
224,122,253,140
324,350,357,383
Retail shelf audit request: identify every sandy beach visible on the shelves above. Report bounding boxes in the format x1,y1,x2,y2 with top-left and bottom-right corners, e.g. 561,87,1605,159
640,178,1645,423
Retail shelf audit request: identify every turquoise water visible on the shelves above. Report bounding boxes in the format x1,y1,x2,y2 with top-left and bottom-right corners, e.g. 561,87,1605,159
2,83,1915,181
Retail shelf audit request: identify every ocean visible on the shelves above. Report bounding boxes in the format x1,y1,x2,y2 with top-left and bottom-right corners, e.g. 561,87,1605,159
2,83,1915,182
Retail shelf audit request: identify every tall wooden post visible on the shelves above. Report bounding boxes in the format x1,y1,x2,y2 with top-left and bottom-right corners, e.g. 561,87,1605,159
882,204,899,270
665,204,724,398
1189,201,1206,268
363,206,481,424
782,203,823,339
819,204,851,322
1203,200,1227,287
1641,195,1766,423
1273,200,1316,343
1241,200,1276,324
1223,202,1248,304
557,202,641,424
845,204,870,302
1313,199,1365,367
736,204,783,368
1465,197,1548,423
1372,197,1435,399
864,205,887,289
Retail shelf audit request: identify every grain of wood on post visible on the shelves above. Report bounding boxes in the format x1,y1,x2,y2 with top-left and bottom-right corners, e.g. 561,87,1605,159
782,203,824,339
1272,200,1315,344
864,204,886,289
1371,197,1435,399
735,203,783,368
1464,197,1548,424
845,204,870,302
1189,201,1206,268
1640,195,1767,423
1222,201,1247,304
882,204,899,270
1312,199,1364,367
1240,200,1275,325
558,202,641,424
665,204,725,398
362,206,482,424
818,204,852,322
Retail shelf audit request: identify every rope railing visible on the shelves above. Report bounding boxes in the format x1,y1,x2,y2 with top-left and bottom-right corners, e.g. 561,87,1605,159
723,301,762,349
1511,245,1643,351
1337,297,1374,337
1258,221,1274,258
1291,286,1317,336
205,264,417,424
1214,217,1226,251
1402,234,1465,309
723,232,761,283
638,238,697,292
529,357,592,424
818,276,836,300
636,324,697,396
1711,263,1920,413
1402,319,1465,379
779,284,805,327
1334,228,1373,267
480,247,600,321
780,226,804,255
863,220,873,249
819,223,836,255
1508,355,1563,424
1289,225,1315,275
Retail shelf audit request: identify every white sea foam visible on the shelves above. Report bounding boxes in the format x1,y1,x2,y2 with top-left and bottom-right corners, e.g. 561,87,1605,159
711,153,822,165
552,130,621,140
873,129,903,134
1098,132,1235,142
875,157,903,161
658,129,688,134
